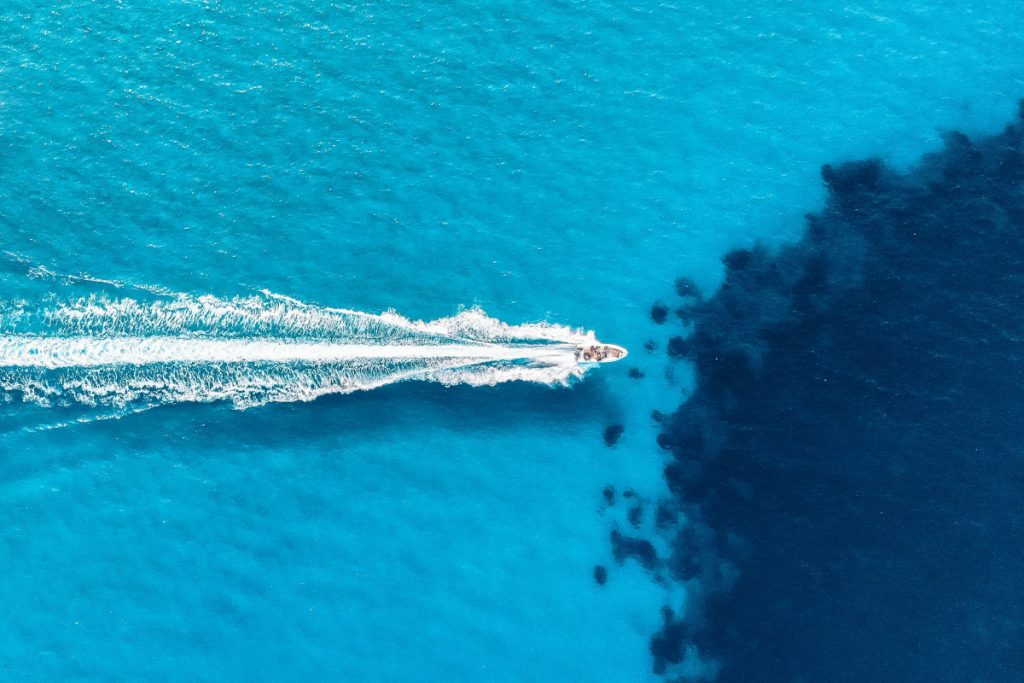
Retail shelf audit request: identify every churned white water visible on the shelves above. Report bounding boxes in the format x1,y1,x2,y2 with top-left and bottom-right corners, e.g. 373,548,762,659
0,291,597,408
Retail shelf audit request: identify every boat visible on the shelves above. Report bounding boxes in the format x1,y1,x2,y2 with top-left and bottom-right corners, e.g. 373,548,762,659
575,344,628,363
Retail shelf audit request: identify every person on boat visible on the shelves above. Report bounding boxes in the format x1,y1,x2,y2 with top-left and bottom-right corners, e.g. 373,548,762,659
576,343,627,363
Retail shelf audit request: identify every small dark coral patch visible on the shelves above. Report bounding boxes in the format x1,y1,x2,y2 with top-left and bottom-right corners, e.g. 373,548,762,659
820,158,884,196
602,486,615,506
666,336,687,357
650,303,669,324
603,424,624,446
628,367,645,379
628,504,643,528
644,340,656,352
650,610,690,675
610,530,657,570
593,565,608,585
675,277,700,299
722,248,752,271
655,502,678,530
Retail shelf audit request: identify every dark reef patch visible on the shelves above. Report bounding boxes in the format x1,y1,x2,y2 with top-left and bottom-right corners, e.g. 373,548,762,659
649,104,1024,681
594,565,608,586
651,303,670,324
628,367,645,379
654,501,677,530
602,485,615,506
674,277,700,299
651,607,693,676
610,530,658,570
627,501,643,528
666,336,687,358
603,424,624,446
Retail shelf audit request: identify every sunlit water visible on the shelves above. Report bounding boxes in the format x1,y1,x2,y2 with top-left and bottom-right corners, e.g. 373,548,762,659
1,1,1023,680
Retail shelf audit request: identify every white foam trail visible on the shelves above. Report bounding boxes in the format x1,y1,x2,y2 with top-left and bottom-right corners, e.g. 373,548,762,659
0,337,575,368
0,292,598,410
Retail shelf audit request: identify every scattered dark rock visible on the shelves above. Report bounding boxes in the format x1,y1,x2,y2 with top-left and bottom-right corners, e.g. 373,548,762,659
628,367,645,379
667,336,687,358
622,489,637,499
650,302,669,324
603,424,624,446
594,565,608,586
644,340,656,352
602,486,615,506
628,504,643,528
651,609,690,676
610,530,658,570
820,157,883,195
722,248,753,271
655,502,678,530
675,277,700,299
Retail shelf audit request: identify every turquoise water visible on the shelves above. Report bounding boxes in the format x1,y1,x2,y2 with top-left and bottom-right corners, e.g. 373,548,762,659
1,2,1023,680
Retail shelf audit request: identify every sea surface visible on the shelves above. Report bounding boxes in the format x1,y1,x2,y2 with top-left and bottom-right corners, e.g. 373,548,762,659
1,2,1023,681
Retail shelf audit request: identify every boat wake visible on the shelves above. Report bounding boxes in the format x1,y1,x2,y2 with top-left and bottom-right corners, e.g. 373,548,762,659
0,291,597,411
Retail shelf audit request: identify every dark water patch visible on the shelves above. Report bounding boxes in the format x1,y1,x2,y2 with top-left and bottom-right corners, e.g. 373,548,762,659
651,104,1024,680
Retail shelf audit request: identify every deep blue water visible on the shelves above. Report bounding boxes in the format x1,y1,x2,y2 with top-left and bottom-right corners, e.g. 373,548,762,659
2,2,1024,680
652,122,1024,680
